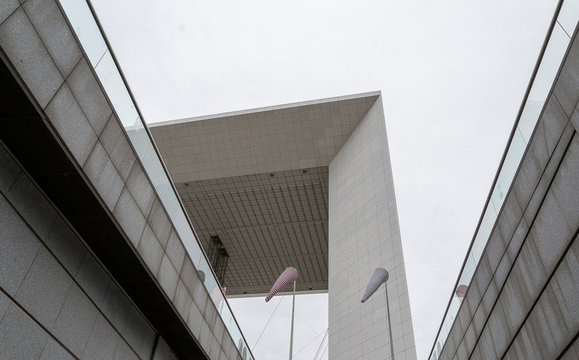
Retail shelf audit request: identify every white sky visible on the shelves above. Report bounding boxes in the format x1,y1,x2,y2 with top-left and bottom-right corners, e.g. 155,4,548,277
91,1,558,358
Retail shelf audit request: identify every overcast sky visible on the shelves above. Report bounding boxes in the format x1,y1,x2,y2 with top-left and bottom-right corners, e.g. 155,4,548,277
91,1,557,358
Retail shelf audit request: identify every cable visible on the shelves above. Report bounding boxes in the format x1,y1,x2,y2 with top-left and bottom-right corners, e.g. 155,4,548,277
293,328,328,357
318,342,328,360
253,295,284,350
312,329,329,360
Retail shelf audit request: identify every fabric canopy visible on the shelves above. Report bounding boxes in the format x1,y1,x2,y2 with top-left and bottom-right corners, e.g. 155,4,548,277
361,268,389,303
265,267,298,302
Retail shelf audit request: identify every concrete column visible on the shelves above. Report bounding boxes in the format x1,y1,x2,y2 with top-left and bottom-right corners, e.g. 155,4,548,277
328,97,416,359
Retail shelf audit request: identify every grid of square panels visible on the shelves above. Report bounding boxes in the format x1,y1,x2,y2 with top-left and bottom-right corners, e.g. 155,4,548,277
176,167,329,295
150,94,379,184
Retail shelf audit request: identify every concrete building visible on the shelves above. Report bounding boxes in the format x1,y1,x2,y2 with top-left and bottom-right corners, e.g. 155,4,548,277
429,2,578,359
150,94,417,360
0,0,416,359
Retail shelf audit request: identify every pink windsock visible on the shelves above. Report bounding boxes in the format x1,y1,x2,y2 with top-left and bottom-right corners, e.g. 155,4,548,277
455,285,468,298
265,267,298,302
210,286,227,307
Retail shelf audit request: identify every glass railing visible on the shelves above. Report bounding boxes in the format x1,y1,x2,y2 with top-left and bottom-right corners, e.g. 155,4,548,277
57,0,254,358
429,1,578,359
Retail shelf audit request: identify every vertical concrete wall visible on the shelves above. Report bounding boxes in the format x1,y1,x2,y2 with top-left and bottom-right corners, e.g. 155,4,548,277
328,97,416,360
436,27,579,360
0,143,178,360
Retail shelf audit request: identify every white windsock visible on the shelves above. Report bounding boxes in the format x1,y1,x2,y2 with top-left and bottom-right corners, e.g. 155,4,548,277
361,268,389,303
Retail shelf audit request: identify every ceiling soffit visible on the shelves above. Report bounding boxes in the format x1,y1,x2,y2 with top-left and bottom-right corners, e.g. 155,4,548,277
176,167,328,295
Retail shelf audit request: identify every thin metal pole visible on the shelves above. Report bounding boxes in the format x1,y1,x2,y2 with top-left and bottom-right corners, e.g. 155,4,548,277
385,284,395,360
289,280,296,360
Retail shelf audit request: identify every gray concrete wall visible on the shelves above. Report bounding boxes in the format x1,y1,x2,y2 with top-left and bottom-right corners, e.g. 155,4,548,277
0,142,177,360
328,97,416,360
436,25,579,360
0,1,245,359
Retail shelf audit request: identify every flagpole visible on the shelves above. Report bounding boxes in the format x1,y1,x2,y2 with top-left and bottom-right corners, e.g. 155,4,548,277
385,283,395,360
264,267,299,359
289,280,296,360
